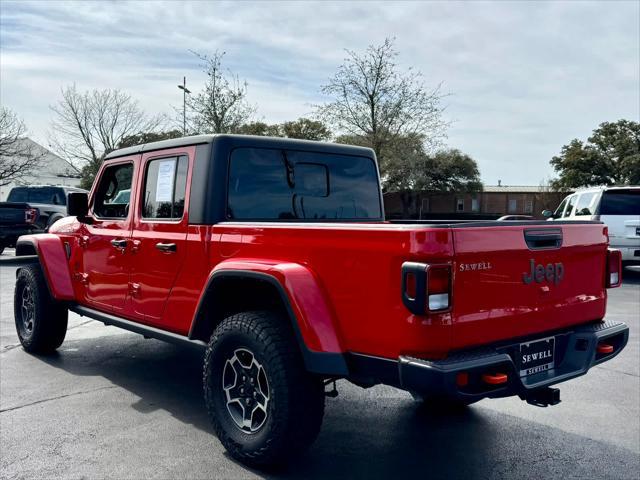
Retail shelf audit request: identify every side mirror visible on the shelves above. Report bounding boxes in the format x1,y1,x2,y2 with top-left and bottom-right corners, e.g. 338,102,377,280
67,192,89,220
542,209,553,218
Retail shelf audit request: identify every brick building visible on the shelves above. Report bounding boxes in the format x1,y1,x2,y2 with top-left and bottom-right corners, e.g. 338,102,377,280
384,185,569,220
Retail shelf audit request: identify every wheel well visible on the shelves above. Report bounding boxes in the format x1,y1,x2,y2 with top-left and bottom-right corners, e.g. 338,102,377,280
190,276,294,343
16,242,37,256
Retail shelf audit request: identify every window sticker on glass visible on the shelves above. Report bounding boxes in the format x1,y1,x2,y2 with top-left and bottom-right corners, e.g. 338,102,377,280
156,159,176,202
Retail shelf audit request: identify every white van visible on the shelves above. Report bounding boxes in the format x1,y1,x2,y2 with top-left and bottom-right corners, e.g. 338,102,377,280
544,186,640,265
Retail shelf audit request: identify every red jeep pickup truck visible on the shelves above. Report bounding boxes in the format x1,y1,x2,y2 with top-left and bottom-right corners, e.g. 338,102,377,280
9,135,628,468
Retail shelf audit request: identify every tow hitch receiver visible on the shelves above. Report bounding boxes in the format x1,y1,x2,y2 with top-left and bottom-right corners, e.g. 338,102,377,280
525,387,561,407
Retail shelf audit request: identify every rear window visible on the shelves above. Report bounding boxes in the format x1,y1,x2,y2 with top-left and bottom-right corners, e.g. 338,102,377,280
227,147,382,220
7,187,66,205
600,190,640,215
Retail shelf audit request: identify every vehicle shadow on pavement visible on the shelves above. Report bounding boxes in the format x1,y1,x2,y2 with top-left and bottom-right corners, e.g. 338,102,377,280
622,266,640,285
36,335,212,432
32,333,639,480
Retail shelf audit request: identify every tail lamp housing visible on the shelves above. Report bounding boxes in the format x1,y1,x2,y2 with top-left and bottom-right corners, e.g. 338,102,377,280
24,208,38,224
606,248,622,288
401,262,452,315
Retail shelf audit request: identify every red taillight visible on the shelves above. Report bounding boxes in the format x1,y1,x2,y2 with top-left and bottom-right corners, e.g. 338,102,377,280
606,249,622,288
24,208,37,224
401,262,452,315
426,265,451,311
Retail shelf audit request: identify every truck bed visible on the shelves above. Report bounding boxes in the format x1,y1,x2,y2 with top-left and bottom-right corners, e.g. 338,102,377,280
209,220,608,359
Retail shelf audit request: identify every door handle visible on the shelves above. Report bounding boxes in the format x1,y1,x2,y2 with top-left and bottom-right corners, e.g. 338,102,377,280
155,242,177,253
110,239,128,249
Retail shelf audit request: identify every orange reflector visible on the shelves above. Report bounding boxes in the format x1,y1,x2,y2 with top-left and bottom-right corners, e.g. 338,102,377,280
482,373,508,385
597,343,614,354
456,372,469,387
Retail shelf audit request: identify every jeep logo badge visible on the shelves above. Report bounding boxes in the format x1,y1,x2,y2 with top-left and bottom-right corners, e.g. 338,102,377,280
523,259,564,285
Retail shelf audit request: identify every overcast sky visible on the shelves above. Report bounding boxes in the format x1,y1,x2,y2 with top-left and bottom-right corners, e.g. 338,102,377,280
1,0,638,185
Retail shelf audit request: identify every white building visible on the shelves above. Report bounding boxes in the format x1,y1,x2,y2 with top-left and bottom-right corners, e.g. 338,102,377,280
0,138,82,201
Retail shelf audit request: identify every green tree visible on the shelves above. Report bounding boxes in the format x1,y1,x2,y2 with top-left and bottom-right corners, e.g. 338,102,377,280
117,130,183,149
235,121,282,137
551,120,640,189
338,133,481,216
282,118,331,141
235,118,331,141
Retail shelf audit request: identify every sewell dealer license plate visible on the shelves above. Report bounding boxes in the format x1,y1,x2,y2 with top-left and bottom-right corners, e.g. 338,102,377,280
519,336,555,376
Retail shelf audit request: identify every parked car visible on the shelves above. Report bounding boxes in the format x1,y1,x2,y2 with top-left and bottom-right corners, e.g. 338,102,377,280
6,135,628,468
0,185,88,254
543,186,640,266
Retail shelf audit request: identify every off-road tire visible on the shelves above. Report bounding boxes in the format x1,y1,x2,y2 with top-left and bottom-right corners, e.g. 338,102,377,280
203,310,325,468
14,265,68,353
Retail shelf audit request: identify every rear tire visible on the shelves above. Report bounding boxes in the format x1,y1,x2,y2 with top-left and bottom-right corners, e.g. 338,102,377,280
14,265,68,353
203,311,325,468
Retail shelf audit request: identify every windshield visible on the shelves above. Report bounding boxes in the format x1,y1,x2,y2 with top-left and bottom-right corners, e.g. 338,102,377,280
600,190,640,215
554,197,569,217
7,187,66,205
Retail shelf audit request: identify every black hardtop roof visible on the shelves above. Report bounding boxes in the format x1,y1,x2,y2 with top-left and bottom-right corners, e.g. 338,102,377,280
104,134,375,160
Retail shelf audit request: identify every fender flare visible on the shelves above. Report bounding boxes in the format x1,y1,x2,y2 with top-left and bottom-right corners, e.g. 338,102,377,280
190,264,349,376
15,234,75,301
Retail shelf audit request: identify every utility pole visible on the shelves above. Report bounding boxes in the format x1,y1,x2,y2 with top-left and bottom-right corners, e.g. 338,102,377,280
178,77,191,136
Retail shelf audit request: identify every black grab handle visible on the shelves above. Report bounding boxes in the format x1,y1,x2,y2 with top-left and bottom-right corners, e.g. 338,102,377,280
524,228,563,250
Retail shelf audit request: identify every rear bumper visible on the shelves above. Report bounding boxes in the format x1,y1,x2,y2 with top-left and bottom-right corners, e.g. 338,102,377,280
612,245,640,264
397,320,628,403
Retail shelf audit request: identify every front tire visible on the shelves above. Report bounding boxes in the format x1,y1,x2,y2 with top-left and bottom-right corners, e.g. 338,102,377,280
203,311,325,468
14,265,68,353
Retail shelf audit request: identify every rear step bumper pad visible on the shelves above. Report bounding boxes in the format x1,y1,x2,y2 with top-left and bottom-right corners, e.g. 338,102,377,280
398,320,629,403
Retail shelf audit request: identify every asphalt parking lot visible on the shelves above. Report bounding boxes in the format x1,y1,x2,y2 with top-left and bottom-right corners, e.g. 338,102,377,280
0,253,638,480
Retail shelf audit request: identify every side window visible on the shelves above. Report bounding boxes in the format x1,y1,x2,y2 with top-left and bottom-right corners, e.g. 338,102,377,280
574,192,597,216
94,163,134,219
142,155,188,220
563,194,577,218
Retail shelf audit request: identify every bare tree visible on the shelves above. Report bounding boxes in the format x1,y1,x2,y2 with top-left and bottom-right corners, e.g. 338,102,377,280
0,107,43,187
317,38,448,176
50,85,164,188
187,51,255,134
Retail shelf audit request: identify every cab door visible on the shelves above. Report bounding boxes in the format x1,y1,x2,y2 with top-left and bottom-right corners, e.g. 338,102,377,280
128,148,193,328
81,158,138,312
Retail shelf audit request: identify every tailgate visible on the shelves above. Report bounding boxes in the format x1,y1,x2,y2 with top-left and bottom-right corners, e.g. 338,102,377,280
450,222,607,350
0,203,30,225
